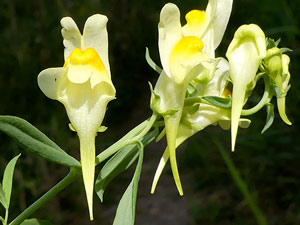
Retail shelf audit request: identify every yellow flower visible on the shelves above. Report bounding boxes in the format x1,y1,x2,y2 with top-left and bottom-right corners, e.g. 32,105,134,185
38,14,115,220
182,0,233,58
151,1,233,195
226,24,266,151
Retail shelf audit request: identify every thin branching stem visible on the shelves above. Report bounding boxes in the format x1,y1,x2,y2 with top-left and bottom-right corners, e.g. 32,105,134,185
9,168,80,225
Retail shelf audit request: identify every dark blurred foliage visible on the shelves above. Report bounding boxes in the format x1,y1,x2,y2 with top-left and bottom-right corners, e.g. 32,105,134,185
0,0,300,224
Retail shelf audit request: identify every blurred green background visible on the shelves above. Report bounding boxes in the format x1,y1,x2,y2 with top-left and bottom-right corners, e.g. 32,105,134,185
0,0,300,224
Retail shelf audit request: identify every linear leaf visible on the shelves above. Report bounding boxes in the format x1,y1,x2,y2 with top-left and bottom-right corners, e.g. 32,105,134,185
95,130,157,202
2,154,20,208
0,116,80,167
203,96,232,109
112,142,144,225
261,103,274,134
0,183,8,209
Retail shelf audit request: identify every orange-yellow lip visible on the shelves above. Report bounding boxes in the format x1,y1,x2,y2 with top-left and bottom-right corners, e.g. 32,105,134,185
185,10,206,26
64,48,109,78
171,36,204,60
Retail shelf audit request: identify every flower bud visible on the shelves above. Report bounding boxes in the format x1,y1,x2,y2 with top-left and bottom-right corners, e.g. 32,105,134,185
226,24,266,151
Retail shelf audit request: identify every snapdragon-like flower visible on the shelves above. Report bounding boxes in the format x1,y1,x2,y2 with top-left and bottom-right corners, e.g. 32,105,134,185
151,58,252,193
264,47,292,125
151,1,232,195
226,24,266,151
38,14,115,220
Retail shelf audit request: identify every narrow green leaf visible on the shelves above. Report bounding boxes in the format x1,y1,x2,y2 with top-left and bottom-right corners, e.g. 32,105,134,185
95,144,138,202
20,218,53,225
145,47,162,74
202,96,232,109
0,116,80,167
2,154,20,208
0,183,8,209
95,130,157,202
0,216,4,223
112,142,144,225
184,96,202,106
261,103,274,134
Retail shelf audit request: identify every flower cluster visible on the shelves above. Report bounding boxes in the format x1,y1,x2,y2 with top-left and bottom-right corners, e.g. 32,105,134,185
37,0,292,220
148,1,292,195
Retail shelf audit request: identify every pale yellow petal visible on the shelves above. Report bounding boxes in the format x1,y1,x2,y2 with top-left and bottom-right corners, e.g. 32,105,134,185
158,3,182,78
206,0,233,50
67,65,92,84
61,17,82,60
83,14,110,77
37,67,66,100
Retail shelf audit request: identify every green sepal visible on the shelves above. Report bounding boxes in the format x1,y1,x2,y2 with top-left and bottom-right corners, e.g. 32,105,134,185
202,96,232,109
149,82,179,116
272,83,290,98
261,103,274,134
20,218,53,225
68,123,76,132
95,130,157,202
69,123,107,133
149,81,161,113
266,37,280,49
245,72,265,99
273,85,282,98
0,116,80,168
112,142,144,225
280,48,292,54
97,126,108,133
145,47,162,74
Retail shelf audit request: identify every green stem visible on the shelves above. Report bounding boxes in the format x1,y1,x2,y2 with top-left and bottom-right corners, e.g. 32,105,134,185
95,114,157,165
4,209,8,225
241,90,270,116
9,168,80,225
95,120,149,165
215,140,267,225
130,114,157,142
242,77,272,116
